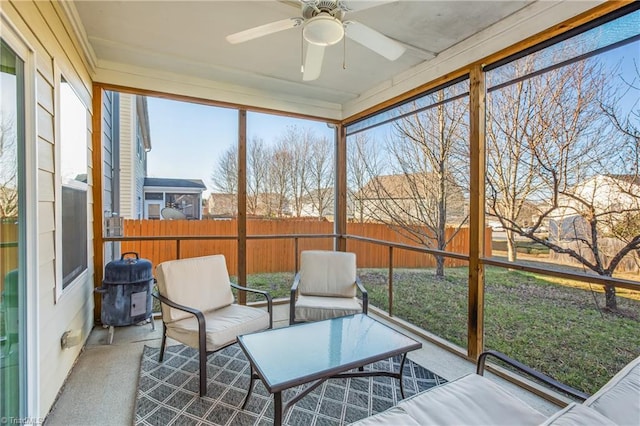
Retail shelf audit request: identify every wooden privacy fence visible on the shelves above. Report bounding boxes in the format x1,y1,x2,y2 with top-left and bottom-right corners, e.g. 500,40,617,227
121,219,489,274
1,218,18,293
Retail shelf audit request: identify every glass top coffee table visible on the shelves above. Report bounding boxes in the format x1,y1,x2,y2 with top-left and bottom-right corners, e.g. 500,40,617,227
237,313,422,425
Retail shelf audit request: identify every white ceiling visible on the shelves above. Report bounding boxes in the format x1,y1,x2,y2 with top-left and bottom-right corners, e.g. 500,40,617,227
68,1,595,118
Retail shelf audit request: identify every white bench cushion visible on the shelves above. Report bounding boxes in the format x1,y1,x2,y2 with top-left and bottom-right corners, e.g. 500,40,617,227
348,407,420,426
584,355,640,426
165,304,269,351
350,373,546,426
541,403,617,425
400,374,546,425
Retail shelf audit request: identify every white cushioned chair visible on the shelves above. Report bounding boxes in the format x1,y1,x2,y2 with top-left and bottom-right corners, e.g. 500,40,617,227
155,255,272,397
289,250,367,324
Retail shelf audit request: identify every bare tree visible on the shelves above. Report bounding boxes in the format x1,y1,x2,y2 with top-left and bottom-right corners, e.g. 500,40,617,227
304,135,334,219
486,55,556,261
347,133,382,222
246,137,269,216
278,126,310,217
488,51,640,310
359,87,469,277
0,115,18,217
267,141,293,217
211,145,238,194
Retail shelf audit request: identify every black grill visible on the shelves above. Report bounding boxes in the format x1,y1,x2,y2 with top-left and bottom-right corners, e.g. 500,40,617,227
96,252,154,343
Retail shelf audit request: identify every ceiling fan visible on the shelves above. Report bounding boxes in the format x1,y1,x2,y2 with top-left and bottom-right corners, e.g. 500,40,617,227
225,0,406,81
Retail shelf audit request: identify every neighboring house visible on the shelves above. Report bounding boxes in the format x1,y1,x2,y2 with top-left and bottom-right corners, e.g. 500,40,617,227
143,178,207,220
550,174,640,241
247,193,292,218
356,173,466,224
118,94,151,219
205,193,237,217
300,188,334,219
486,199,551,230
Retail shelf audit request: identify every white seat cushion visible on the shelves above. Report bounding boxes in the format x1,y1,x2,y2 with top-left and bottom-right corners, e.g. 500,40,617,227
397,374,546,426
541,403,617,425
156,255,235,323
294,294,362,322
166,304,269,351
584,355,640,425
349,406,421,426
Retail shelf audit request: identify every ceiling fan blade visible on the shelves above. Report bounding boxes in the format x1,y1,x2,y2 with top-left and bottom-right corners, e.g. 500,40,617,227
303,43,325,81
344,20,405,61
226,18,302,44
339,0,397,12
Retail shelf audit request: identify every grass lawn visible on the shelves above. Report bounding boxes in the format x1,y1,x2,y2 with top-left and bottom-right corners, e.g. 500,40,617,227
242,267,639,395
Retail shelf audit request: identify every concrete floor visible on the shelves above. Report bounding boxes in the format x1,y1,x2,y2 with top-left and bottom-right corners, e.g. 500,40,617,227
44,304,560,425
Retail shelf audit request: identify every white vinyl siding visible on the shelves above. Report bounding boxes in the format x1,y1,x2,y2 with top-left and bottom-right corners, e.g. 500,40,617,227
2,0,95,418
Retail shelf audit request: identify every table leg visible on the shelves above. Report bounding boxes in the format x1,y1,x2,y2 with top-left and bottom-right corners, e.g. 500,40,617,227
274,391,282,426
399,353,407,399
241,366,256,410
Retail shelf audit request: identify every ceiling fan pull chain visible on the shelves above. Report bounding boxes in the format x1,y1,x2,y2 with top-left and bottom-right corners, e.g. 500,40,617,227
301,30,305,73
343,36,347,69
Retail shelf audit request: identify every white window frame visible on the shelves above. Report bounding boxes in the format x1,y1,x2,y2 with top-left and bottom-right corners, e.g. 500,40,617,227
54,72,90,302
0,11,39,418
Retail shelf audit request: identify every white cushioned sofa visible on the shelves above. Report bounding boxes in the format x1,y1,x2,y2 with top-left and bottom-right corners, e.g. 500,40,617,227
350,350,640,426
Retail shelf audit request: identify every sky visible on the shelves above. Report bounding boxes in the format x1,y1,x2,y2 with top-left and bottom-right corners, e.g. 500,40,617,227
146,98,335,197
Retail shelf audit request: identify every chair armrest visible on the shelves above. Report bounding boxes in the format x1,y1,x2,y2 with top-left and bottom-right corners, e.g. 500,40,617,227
152,291,206,321
290,272,302,324
230,283,273,329
477,350,589,401
356,277,368,315
152,291,207,350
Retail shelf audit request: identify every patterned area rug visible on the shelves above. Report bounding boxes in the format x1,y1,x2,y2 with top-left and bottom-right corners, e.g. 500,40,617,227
135,344,446,426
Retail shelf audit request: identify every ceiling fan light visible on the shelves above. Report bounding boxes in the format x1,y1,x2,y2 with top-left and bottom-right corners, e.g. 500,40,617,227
303,15,344,46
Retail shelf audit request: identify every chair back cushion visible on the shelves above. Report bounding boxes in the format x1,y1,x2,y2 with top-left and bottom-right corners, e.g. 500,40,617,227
156,255,234,323
298,250,357,297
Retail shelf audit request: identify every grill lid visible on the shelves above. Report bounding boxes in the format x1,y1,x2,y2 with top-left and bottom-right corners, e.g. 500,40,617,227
103,252,153,285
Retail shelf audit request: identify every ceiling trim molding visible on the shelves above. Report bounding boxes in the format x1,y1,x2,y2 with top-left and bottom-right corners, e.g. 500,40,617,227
93,61,343,121
57,0,97,72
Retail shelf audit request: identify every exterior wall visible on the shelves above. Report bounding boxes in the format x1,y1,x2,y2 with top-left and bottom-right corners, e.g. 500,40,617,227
133,122,145,219
119,93,146,219
102,91,114,217
2,0,95,418
118,94,134,218
103,90,119,262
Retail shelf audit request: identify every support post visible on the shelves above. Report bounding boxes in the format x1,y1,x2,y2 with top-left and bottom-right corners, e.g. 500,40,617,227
238,110,247,304
388,246,394,316
91,85,104,323
468,65,486,359
335,124,347,252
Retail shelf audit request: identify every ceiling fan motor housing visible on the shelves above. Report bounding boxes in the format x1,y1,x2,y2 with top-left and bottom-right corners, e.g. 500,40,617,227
303,13,345,46
301,0,345,19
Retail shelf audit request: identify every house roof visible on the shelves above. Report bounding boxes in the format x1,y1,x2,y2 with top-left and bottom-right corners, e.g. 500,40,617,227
359,173,461,199
144,178,207,190
606,174,640,186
